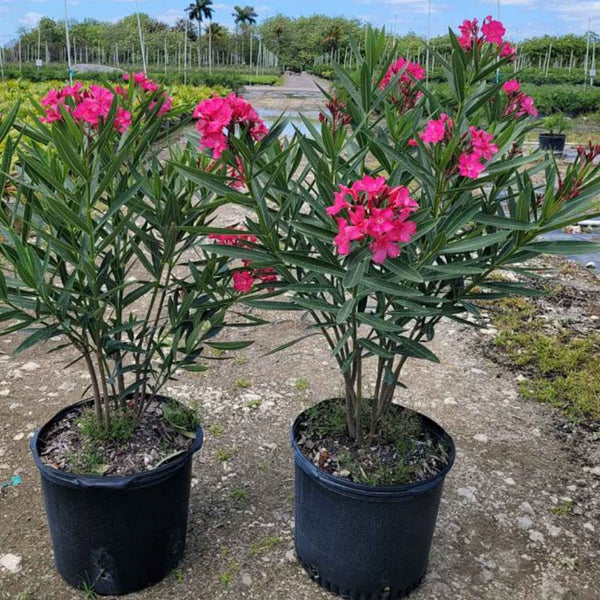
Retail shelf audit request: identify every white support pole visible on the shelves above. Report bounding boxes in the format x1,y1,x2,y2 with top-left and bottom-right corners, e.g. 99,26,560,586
585,18,591,88
63,0,73,85
135,0,147,74
425,0,431,88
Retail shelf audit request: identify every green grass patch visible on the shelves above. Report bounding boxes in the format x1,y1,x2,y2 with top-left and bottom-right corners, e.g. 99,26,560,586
490,296,600,421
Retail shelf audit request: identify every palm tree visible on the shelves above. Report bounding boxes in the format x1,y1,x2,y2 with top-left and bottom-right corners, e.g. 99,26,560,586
232,5,257,68
185,0,214,68
323,24,343,52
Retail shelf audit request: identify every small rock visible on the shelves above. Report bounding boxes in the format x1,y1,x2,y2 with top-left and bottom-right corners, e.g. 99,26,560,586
241,572,253,586
590,466,600,477
444,397,457,406
519,501,534,515
12,433,24,441
0,389,9,396
480,328,498,336
21,361,40,371
529,530,545,544
285,549,296,563
516,516,533,531
545,524,561,537
474,434,488,443
583,522,595,532
505,477,516,486
339,469,350,477
470,368,485,375
585,261,596,269
457,487,477,502
516,374,528,382
0,554,22,573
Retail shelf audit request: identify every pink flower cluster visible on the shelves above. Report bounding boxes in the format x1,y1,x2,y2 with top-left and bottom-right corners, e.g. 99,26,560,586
123,71,158,93
457,16,515,60
193,93,268,159
327,176,419,264
208,229,277,293
122,72,173,117
379,57,425,113
40,83,132,133
458,127,499,179
419,113,453,144
502,80,538,118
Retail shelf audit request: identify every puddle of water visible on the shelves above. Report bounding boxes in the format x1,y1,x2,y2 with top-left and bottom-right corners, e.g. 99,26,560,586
541,230,600,270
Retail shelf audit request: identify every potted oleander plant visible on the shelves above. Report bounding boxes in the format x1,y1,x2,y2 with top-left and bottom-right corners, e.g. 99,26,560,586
0,75,251,595
178,17,600,600
539,112,571,153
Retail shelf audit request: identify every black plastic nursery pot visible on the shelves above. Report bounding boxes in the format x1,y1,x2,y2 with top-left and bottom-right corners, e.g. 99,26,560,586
539,133,566,153
292,402,456,600
30,397,203,596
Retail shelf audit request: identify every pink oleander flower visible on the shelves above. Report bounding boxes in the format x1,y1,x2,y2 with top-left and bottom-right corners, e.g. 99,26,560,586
420,113,453,144
481,15,506,45
328,176,418,264
519,95,538,117
114,108,132,133
458,18,479,51
503,81,538,118
408,138,418,147
125,72,159,93
499,42,516,60
319,97,352,133
380,57,426,114
149,92,174,117
458,152,486,179
468,126,499,160
193,93,268,159
233,270,255,293
210,228,276,292
502,79,520,94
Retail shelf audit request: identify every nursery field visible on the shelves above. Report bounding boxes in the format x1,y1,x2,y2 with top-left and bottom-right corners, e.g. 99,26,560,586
0,60,600,600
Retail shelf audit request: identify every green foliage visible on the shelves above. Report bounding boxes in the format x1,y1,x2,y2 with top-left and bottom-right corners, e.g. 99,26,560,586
163,401,201,433
249,536,280,557
78,408,137,444
492,296,600,420
229,487,248,502
542,113,572,134
180,25,600,443
0,81,253,433
259,14,363,70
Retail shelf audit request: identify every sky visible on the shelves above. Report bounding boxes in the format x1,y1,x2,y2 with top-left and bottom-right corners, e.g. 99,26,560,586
0,0,597,45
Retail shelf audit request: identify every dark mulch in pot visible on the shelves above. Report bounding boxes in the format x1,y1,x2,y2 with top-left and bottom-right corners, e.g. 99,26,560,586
295,399,451,486
38,398,195,477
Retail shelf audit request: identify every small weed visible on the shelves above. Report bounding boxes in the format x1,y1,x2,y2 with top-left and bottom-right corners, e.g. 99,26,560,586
234,356,248,366
229,487,248,502
294,378,309,391
67,447,104,475
80,581,98,600
552,500,574,516
172,567,185,583
16,593,33,600
163,400,201,432
245,398,262,409
216,448,232,462
249,535,280,557
219,562,239,588
207,423,224,437
235,378,252,389
77,408,137,445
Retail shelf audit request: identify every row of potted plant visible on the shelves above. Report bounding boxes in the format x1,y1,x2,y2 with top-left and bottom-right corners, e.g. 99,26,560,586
1,16,599,599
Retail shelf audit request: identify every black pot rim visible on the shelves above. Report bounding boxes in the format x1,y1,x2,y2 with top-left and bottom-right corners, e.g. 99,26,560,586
539,133,566,140
31,396,203,491
291,400,456,499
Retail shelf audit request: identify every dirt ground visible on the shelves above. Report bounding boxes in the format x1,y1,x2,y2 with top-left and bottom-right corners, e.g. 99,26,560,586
0,254,599,600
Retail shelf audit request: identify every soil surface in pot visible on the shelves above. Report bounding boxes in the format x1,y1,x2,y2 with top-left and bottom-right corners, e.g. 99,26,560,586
296,399,451,485
38,398,197,476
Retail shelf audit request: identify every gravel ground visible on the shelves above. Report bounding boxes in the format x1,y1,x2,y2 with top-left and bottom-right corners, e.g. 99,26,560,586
0,257,599,600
